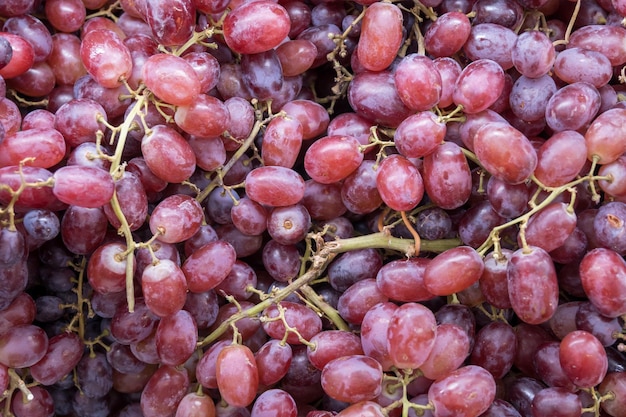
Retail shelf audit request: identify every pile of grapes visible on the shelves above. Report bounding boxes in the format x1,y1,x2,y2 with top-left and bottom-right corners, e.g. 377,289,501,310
1,0,626,415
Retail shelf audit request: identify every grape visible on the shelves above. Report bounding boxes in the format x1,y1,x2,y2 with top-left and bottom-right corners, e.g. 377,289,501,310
103,171,148,231
566,24,626,66
307,330,363,371
424,246,484,296
176,392,216,417
486,176,529,219
22,208,59,242
554,47,612,88
0,128,66,169
216,223,264,258
11,385,55,417
507,246,559,325
531,387,582,417
511,30,555,78
479,249,513,309
29,332,84,385
141,259,188,317
559,330,608,388
0,293,35,334
328,248,383,292
533,341,578,391
47,33,86,85
196,339,230,389
0,228,25,267
262,240,301,282
141,365,190,417
422,141,472,210
127,157,167,193
280,99,330,140
533,130,587,187
598,155,626,198
241,49,284,101
222,1,290,55
87,242,133,294
428,365,496,417
141,125,197,183
327,112,372,149
76,352,113,398
472,0,523,27
394,54,442,111
359,302,397,371
261,301,322,344
142,53,200,106
470,321,516,379
216,344,259,408
335,401,385,417
107,341,149,375
453,59,505,114
52,165,114,208
250,389,297,417
245,166,305,207
585,107,626,164
0,32,34,79
276,40,317,77
599,372,626,417
508,75,556,123
340,160,383,214
80,29,132,88
424,11,471,58
110,298,158,345
255,339,293,386
188,135,226,172
215,260,257,301
545,82,601,133
144,0,194,46
473,121,537,184
54,98,108,148
463,24,517,69
182,240,236,293
356,2,402,71
376,154,424,212
175,94,230,138
156,309,198,366
593,202,626,255
337,278,388,325
181,51,220,92
266,203,311,245
302,180,346,221
579,248,626,317
523,202,577,253
575,302,621,347
261,115,303,169
321,355,383,403
387,302,437,370
394,111,446,159
149,194,204,244
375,257,434,303
419,323,471,381
304,135,363,184
348,70,412,127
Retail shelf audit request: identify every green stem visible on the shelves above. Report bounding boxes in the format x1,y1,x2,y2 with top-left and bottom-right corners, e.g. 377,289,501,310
109,96,146,176
109,191,136,313
324,232,461,256
198,249,337,348
300,284,351,331
196,119,263,203
197,233,460,347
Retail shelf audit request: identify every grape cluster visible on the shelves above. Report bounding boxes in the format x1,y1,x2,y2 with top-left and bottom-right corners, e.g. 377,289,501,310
0,0,626,416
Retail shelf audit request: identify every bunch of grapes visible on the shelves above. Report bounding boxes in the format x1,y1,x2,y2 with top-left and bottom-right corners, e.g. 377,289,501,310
1,0,626,416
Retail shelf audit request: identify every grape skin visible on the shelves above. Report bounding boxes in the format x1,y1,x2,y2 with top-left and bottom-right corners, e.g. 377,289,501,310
2,2,626,417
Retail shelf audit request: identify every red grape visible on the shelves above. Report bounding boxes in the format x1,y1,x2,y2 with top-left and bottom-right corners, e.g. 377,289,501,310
216,344,259,408
387,302,437,370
